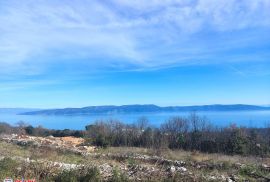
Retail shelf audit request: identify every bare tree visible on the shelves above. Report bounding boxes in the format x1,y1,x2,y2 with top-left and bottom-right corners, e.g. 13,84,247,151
136,116,149,131
16,121,29,135
161,117,189,148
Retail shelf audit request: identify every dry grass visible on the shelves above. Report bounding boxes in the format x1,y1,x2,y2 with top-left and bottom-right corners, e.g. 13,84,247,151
96,146,270,166
160,149,270,165
0,141,30,158
0,141,84,164
1,140,269,169
97,147,153,155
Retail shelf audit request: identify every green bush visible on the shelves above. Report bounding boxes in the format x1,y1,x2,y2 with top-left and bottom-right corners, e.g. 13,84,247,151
94,135,109,148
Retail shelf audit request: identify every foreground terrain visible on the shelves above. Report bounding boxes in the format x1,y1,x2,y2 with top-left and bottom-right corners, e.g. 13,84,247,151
0,134,270,182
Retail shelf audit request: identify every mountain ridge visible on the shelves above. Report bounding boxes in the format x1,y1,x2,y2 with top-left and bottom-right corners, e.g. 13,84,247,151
19,104,270,115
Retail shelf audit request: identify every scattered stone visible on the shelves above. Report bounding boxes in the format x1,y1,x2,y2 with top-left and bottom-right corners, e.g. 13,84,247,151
0,134,96,154
174,160,185,167
0,134,267,181
99,163,113,177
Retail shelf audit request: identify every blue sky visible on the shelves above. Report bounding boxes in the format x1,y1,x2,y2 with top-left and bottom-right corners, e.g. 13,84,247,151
0,0,270,108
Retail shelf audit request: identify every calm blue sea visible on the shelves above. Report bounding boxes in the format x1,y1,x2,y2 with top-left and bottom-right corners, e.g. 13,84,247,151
0,111,270,130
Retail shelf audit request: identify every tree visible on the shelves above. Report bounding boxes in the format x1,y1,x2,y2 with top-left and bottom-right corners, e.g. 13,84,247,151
16,121,29,135
227,127,248,155
25,125,35,135
136,117,149,131
161,117,189,149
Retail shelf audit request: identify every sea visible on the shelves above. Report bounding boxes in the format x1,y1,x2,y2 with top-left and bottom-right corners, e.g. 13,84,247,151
0,110,270,130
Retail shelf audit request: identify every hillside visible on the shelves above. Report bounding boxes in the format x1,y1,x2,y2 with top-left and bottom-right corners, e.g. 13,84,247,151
0,134,270,181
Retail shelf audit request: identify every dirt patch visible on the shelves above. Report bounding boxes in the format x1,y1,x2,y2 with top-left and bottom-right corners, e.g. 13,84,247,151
58,136,85,146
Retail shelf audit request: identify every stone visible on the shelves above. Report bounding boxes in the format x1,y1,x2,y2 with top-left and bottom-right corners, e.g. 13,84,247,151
262,163,270,170
175,160,185,166
177,167,187,172
226,178,234,182
209,176,217,180
221,175,226,180
168,166,176,173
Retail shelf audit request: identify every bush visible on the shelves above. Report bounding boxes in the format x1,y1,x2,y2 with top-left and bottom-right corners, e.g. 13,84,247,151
94,135,109,148
25,126,35,135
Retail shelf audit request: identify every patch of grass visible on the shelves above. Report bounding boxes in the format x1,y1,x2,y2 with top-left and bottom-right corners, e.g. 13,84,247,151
127,157,138,167
0,141,30,158
55,170,78,182
239,165,256,176
0,141,84,164
55,167,101,182
239,164,264,177
0,158,18,180
111,167,129,182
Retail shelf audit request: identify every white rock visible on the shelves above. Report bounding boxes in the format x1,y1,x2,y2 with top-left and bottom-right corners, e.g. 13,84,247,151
221,175,226,180
209,176,216,180
262,164,270,169
177,166,187,172
169,166,176,173
226,178,234,182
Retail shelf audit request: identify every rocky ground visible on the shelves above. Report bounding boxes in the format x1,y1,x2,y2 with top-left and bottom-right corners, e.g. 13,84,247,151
0,134,270,181
1,134,96,154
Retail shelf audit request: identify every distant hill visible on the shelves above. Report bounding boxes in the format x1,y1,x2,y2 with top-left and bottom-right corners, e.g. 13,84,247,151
19,104,270,115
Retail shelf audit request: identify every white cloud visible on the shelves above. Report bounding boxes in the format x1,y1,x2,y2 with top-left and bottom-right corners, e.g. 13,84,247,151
0,0,269,75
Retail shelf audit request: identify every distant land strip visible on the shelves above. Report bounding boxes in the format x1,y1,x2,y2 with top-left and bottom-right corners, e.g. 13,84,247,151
17,104,270,115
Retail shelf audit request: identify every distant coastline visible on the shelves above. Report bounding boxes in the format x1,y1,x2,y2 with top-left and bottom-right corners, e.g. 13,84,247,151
17,104,270,116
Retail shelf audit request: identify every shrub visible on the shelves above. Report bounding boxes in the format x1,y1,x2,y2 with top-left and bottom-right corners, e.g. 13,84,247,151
94,135,109,148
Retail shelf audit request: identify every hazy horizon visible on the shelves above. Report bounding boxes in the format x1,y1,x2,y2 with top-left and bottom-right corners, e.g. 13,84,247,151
0,103,270,111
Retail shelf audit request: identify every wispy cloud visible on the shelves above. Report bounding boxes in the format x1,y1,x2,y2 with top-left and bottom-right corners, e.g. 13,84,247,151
0,0,269,75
